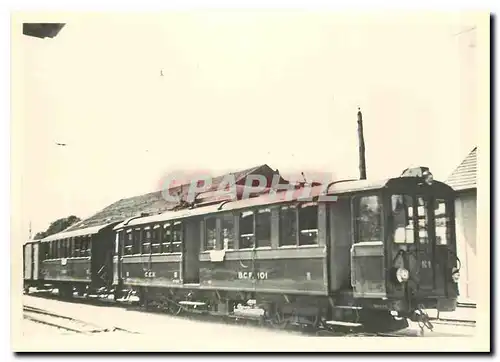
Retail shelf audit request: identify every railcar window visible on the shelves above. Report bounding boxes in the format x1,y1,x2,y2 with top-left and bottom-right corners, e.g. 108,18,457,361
61,239,67,258
256,208,272,248
205,217,217,251
151,225,161,254
434,199,450,245
416,197,429,243
356,195,383,242
80,238,87,257
239,211,255,249
117,231,124,255
125,229,133,255
172,221,183,253
86,237,92,257
142,227,151,254
132,228,141,254
299,203,318,245
391,195,415,244
43,243,49,260
280,205,297,246
163,223,172,253
74,237,81,257
66,239,71,258
221,214,235,250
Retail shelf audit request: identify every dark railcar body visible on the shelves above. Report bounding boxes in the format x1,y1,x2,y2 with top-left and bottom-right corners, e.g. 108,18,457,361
40,223,118,292
112,171,460,323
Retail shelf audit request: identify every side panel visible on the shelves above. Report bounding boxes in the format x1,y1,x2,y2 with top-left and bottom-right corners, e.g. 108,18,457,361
121,254,182,287
42,258,92,283
23,244,32,280
199,247,328,295
350,241,387,298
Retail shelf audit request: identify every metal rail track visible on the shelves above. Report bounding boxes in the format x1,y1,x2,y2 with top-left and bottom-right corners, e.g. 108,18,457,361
23,305,138,335
25,290,474,337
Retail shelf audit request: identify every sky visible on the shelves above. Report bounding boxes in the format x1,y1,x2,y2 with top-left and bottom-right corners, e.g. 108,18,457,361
15,11,482,238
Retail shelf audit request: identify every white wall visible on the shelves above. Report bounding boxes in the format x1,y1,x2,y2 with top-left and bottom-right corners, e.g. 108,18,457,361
454,189,477,303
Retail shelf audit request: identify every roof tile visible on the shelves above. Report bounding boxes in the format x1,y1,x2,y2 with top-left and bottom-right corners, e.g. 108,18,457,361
446,147,477,191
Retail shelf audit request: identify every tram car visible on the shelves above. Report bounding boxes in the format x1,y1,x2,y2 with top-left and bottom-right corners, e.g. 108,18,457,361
110,166,460,332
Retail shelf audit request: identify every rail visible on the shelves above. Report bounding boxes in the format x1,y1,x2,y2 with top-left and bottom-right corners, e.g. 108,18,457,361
23,305,138,335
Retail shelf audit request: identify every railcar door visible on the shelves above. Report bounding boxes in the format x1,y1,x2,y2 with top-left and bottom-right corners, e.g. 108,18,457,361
412,196,435,294
33,242,40,281
391,194,445,297
182,218,200,284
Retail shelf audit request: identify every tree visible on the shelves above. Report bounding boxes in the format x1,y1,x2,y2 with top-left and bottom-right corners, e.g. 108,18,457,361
33,215,81,240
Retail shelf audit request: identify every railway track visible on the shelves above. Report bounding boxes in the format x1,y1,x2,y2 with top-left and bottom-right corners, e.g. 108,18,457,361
24,290,474,337
23,305,138,335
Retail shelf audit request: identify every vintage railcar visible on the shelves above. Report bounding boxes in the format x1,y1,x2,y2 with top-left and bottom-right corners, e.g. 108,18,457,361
111,167,460,331
38,222,118,296
23,239,44,292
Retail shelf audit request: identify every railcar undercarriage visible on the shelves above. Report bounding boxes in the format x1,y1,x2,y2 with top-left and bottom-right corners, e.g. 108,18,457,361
121,286,413,335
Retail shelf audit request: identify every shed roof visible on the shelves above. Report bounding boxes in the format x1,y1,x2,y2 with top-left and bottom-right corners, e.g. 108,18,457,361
446,147,477,191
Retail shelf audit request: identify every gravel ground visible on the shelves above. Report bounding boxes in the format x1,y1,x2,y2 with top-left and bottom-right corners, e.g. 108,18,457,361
15,294,481,352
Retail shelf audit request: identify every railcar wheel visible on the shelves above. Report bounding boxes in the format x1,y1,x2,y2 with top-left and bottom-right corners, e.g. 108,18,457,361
167,300,182,316
268,309,289,330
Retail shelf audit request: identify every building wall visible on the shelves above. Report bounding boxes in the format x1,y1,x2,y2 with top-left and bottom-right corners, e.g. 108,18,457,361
454,189,477,303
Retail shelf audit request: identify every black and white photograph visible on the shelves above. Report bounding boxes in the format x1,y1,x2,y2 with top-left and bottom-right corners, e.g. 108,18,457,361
10,6,490,353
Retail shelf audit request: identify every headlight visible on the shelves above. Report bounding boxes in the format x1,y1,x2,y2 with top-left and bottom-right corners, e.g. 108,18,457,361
396,267,410,283
452,267,460,283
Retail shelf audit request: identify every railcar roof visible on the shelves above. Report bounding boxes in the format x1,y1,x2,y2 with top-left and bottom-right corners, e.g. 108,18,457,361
41,222,115,242
114,178,392,230
23,239,42,245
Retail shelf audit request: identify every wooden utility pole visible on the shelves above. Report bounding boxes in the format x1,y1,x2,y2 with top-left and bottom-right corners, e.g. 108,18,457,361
357,107,367,180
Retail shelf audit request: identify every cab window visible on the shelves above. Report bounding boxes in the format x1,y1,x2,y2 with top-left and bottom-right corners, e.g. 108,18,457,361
391,194,415,244
434,199,450,245
355,195,383,242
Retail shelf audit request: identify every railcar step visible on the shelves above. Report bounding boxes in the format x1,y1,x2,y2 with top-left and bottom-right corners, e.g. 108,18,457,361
325,320,363,328
178,301,206,306
333,305,362,310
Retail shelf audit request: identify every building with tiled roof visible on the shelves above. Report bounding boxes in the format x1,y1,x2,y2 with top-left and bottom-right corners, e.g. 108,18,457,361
446,146,477,304
446,147,477,191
